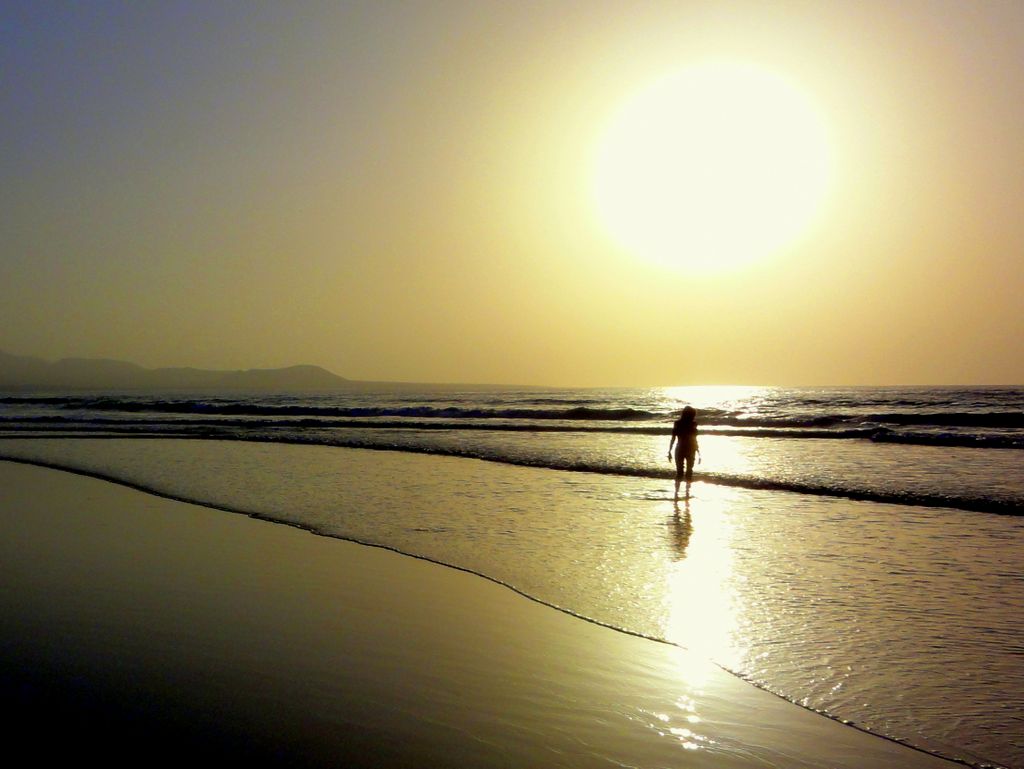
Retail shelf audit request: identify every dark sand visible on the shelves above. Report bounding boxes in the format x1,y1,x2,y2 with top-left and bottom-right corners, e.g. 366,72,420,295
0,461,960,768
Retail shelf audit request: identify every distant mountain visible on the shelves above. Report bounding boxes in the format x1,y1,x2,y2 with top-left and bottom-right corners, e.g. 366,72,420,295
0,351,352,391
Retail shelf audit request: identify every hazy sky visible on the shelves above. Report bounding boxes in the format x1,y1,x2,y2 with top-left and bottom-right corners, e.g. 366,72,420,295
3,1,1022,386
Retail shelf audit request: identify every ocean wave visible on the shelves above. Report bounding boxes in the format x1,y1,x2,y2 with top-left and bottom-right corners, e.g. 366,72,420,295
5,394,1024,433
13,426,1017,516
0,396,662,421
869,430,1024,449
311,443,1019,517
3,414,1023,449
859,411,1024,428
11,428,1014,543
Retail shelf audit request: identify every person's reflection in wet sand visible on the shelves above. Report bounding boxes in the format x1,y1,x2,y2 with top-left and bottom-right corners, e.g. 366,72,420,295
669,499,693,560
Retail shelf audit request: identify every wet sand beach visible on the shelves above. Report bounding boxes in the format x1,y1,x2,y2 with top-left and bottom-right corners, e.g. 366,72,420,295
0,460,962,768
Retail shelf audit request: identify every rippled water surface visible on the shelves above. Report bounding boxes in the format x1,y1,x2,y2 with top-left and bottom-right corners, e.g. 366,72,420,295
1,437,1021,768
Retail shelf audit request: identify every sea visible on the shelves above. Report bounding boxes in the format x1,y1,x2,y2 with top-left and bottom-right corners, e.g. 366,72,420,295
1,384,1021,768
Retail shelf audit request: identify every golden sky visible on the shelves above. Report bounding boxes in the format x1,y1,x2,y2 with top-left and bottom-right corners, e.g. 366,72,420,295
2,1,1022,386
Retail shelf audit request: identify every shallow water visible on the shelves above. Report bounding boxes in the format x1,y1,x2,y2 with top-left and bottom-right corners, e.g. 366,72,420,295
1,437,1021,768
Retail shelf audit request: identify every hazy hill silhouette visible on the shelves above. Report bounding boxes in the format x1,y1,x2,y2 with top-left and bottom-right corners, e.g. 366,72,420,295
0,351,536,391
0,351,351,391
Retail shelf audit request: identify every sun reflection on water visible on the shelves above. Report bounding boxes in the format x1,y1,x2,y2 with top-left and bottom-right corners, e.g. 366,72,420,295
662,486,748,676
657,385,770,413
695,433,757,479
638,695,712,753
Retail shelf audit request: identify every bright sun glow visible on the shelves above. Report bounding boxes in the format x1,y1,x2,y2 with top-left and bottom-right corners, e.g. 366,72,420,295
593,61,832,272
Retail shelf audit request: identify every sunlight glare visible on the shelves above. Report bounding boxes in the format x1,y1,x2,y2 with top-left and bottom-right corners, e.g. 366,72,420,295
664,487,746,672
659,385,768,413
592,61,832,273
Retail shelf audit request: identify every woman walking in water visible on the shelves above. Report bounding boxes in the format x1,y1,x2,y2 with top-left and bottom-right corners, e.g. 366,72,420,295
668,406,700,501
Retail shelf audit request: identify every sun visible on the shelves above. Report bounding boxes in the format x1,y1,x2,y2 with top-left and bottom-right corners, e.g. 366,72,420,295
592,61,832,273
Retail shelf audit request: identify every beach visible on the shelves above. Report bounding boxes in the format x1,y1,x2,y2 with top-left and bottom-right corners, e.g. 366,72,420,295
0,460,965,768
6,0,1024,765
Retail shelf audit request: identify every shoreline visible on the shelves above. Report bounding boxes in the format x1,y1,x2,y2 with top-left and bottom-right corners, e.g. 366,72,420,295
0,460,964,768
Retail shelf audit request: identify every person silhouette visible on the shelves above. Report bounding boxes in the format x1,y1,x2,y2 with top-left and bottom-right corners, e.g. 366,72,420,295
667,406,701,501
